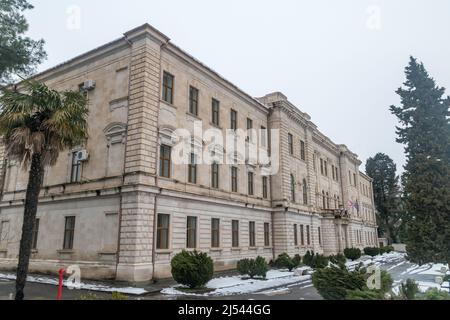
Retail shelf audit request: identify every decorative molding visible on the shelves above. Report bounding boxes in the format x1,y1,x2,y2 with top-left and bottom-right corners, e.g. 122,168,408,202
109,96,129,111
104,122,127,146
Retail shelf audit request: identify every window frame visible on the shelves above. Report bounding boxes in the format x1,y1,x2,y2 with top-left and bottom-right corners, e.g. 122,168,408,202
211,218,220,248
63,216,76,250
232,220,239,248
156,214,170,250
70,151,82,183
211,98,220,126
249,221,256,247
162,71,174,104
189,86,199,116
159,144,172,178
186,216,198,249
247,172,254,196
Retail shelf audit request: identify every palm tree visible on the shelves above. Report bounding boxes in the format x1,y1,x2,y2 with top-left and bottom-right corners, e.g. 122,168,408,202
0,80,89,300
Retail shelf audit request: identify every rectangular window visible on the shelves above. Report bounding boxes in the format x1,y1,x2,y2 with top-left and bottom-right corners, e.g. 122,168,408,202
349,171,352,184
313,154,316,170
212,99,220,126
306,225,311,246
63,216,76,250
231,109,237,130
162,72,174,104
300,140,306,160
353,173,357,187
186,216,197,248
211,163,219,189
264,223,270,247
332,165,335,180
318,227,322,245
248,172,254,196
232,220,239,248
324,161,328,176
31,218,39,250
231,167,238,192
189,86,199,115
288,134,294,155
211,218,220,248
335,167,339,181
247,118,253,142
70,152,82,183
300,225,305,246
320,159,324,175
260,126,267,148
188,153,197,184
159,145,172,178
157,214,170,250
249,222,256,247
262,176,268,199
294,224,298,246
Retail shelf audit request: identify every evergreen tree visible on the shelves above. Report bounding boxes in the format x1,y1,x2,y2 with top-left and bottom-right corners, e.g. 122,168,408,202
390,56,450,265
0,0,46,85
366,153,403,243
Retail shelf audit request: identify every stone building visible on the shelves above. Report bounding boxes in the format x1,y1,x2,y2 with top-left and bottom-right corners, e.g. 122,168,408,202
0,24,378,282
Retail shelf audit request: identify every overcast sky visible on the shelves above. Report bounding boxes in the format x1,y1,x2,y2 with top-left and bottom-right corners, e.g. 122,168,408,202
25,0,450,175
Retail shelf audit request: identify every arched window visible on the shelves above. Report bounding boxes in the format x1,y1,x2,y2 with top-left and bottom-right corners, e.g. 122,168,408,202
290,174,296,203
302,179,308,205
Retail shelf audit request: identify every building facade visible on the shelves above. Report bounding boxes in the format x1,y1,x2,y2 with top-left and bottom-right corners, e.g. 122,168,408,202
0,24,378,282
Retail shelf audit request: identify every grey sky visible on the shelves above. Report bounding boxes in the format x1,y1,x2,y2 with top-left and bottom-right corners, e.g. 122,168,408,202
25,0,450,175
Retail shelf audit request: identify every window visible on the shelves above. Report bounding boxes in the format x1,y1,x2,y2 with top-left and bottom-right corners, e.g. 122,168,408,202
247,172,254,196
162,72,174,104
335,167,339,181
188,153,197,184
288,134,294,155
322,190,326,209
261,126,267,148
349,171,352,184
230,109,237,130
212,99,220,126
211,162,219,189
187,216,197,248
300,225,305,246
249,222,256,247
294,224,298,246
63,216,76,250
320,159,324,175
290,174,296,202
247,118,253,142
31,218,39,250
159,145,172,178
70,151,82,183
324,161,328,176
264,223,270,247
318,227,322,245
231,167,238,192
306,225,311,246
262,176,268,199
300,140,306,160
332,165,335,180
189,86,199,115
302,179,308,205
353,173,357,187
232,220,239,247
157,214,170,249
211,218,220,248
313,154,316,170
326,192,330,209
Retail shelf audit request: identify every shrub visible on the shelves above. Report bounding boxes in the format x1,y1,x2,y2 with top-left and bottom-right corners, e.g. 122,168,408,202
171,250,214,289
422,288,450,300
380,245,394,254
379,270,394,294
329,253,347,268
274,253,296,271
237,256,268,279
111,292,128,300
302,251,314,267
312,265,366,300
364,247,380,257
346,289,383,300
312,253,329,269
399,279,419,300
344,248,362,261
292,254,302,268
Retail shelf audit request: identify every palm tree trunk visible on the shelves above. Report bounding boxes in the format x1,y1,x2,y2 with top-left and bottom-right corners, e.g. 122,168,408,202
15,153,44,300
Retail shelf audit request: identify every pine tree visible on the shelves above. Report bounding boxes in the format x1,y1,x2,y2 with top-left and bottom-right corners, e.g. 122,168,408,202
390,56,450,265
366,153,403,243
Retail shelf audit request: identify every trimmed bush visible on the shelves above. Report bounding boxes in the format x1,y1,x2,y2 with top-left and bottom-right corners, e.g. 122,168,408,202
237,256,268,279
274,253,296,271
312,253,329,269
312,265,366,300
379,245,394,254
344,248,362,261
422,288,450,300
329,253,347,267
346,289,383,300
171,250,214,289
302,251,314,267
364,247,380,257
292,254,302,268
399,279,419,300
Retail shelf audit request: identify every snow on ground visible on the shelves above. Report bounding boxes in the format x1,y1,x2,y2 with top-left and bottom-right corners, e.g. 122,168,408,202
0,272,148,295
161,270,311,297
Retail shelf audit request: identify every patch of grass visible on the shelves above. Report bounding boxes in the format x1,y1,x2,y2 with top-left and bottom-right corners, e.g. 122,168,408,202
177,287,215,294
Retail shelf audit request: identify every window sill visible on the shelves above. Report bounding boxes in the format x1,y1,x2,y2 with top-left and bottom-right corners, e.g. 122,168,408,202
155,249,173,254
231,248,241,252
186,112,202,121
210,248,223,252
263,246,273,250
160,99,177,109
57,250,74,254
248,247,257,251
209,122,222,130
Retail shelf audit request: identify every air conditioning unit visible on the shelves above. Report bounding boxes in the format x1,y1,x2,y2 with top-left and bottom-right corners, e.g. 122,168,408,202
76,150,89,162
82,80,96,91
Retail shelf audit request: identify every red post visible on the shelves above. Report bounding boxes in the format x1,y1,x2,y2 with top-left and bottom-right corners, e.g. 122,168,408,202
57,268,65,300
